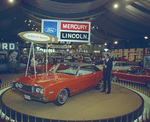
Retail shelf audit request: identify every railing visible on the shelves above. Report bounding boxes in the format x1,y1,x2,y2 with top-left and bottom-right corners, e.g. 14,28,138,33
0,72,27,90
111,80,150,122
0,74,150,122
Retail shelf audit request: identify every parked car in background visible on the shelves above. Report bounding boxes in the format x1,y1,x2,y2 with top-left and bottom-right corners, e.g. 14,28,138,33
97,61,135,70
111,67,150,89
83,57,93,63
112,61,136,70
12,63,103,105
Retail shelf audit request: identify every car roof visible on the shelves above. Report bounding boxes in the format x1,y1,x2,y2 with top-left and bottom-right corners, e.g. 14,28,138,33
57,62,94,67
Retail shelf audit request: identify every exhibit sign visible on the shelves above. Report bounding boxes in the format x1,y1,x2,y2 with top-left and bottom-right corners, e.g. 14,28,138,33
41,19,91,43
0,42,17,50
49,45,71,49
18,31,58,43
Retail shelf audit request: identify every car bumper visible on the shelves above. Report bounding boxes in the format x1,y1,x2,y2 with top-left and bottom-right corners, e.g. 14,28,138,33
12,88,49,102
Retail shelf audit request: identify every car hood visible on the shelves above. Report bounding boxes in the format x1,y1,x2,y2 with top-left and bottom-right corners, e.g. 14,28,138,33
13,73,73,88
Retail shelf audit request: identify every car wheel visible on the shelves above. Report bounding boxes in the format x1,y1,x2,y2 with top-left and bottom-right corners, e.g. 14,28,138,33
146,81,150,89
54,88,68,106
111,75,119,82
95,79,103,90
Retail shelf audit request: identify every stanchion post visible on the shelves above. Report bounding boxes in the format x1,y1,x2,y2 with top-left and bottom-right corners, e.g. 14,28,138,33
137,112,139,122
0,105,3,119
138,84,140,91
120,116,122,122
121,81,123,86
141,111,144,122
149,108,150,120
4,108,7,120
28,114,30,122
42,118,44,122
126,114,128,122
9,109,11,121
145,109,148,121
15,111,17,122
0,102,2,117
21,113,23,122
128,82,130,88
132,113,134,122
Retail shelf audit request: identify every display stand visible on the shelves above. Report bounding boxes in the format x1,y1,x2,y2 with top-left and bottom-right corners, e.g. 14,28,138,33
17,31,58,76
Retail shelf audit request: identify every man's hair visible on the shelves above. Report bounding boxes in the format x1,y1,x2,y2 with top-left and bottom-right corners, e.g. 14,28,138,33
105,54,109,57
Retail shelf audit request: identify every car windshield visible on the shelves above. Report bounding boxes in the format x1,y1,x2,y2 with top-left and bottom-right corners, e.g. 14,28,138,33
126,68,138,74
49,64,78,75
115,62,129,66
121,63,129,66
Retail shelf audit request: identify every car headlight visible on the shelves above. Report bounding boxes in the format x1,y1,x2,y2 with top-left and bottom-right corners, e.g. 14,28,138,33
35,87,44,94
15,83,19,88
40,89,44,94
15,82,23,89
18,83,23,88
36,88,40,93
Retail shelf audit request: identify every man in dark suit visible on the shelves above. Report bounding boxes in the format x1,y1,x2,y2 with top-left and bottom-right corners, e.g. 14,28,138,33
101,54,113,94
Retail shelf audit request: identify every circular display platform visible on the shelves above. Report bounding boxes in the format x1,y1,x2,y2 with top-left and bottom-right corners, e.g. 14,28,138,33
1,84,144,121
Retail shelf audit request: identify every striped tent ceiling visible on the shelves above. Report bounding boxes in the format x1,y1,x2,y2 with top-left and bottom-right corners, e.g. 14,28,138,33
0,0,150,48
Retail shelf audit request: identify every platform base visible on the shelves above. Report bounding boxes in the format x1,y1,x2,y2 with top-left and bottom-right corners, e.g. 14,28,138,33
1,84,144,121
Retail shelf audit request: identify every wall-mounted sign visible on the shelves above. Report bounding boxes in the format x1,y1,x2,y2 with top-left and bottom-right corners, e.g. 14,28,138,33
42,19,91,43
0,43,17,50
18,31,58,43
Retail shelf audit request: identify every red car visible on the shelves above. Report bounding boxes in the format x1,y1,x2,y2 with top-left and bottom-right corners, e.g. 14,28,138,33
111,67,150,89
12,63,103,106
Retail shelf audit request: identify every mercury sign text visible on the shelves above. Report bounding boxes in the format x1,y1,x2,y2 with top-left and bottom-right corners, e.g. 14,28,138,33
61,22,89,31
0,43,17,50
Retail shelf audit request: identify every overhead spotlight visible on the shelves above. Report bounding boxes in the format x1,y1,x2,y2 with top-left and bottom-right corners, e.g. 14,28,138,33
104,48,108,52
24,20,27,23
114,41,118,44
29,20,32,23
144,36,148,39
8,0,14,3
92,26,95,29
114,3,119,9
104,43,107,46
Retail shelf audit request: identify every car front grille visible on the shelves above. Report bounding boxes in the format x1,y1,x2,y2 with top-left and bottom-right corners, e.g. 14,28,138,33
22,84,34,92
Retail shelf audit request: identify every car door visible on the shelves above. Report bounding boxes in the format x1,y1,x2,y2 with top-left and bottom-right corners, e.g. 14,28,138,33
68,66,91,95
76,66,94,89
130,69,146,85
122,68,139,83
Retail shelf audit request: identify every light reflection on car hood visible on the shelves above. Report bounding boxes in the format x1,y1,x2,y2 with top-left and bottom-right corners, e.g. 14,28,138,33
13,73,74,87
